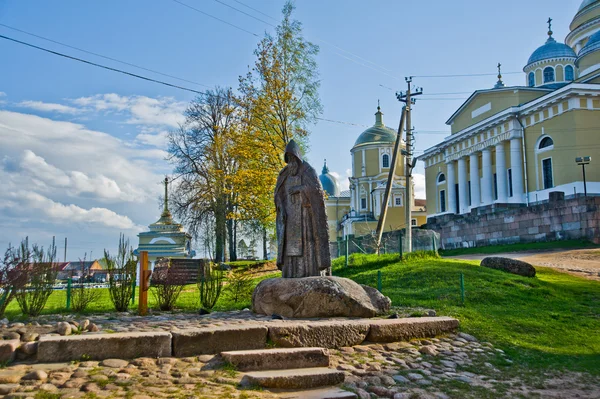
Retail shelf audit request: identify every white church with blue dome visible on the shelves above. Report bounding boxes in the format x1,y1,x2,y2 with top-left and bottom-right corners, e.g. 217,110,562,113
421,1,600,218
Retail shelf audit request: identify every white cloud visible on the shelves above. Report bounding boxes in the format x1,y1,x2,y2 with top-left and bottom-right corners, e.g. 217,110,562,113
72,94,186,128
19,150,139,202
413,173,426,199
16,100,81,114
329,169,351,192
135,131,169,148
0,92,6,97
3,190,142,231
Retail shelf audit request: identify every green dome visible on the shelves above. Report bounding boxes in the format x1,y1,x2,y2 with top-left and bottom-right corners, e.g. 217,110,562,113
353,106,397,148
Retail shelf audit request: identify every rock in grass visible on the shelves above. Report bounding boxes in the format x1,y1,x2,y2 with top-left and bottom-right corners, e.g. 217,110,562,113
480,257,536,277
56,322,71,336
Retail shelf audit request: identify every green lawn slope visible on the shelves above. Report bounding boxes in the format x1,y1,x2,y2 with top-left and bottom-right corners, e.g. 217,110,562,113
332,253,600,374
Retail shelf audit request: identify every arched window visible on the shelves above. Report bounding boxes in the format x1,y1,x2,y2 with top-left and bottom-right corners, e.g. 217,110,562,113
382,154,390,168
528,72,535,87
437,173,446,184
565,65,574,81
543,67,555,83
539,136,554,150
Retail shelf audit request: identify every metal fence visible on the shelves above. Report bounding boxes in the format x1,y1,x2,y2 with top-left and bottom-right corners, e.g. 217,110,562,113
330,228,441,259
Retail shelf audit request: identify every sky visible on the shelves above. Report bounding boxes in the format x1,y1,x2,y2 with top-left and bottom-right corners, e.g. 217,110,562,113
0,0,586,260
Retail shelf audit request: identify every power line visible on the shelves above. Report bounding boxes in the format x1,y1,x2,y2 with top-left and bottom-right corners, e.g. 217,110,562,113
0,23,212,89
212,0,276,27
232,0,279,22
170,0,259,37
412,72,521,78
0,34,207,95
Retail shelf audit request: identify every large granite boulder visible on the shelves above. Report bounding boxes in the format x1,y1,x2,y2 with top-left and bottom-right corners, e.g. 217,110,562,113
481,257,536,277
252,276,391,318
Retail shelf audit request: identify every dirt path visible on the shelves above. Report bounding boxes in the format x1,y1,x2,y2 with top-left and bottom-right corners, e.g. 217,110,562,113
445,248,600,281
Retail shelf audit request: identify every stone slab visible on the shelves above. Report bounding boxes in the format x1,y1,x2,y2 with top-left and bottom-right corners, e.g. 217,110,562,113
221,347,329,371
365,317,459,343
37,332,172,362
268,320,369,349
171,325,268,357
278,388,357,399
240,367,344,389
0,340,20,363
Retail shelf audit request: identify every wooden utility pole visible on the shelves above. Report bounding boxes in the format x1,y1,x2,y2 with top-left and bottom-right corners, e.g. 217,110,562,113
396,77,423,253
375,106,407,253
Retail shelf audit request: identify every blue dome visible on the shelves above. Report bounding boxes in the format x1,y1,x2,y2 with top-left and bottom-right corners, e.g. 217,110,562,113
526,37,577,66
578,0,598,12
319,161,340,197
579,30,600,58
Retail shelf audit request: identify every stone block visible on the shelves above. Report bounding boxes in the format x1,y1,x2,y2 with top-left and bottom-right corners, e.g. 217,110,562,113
171,326,267,357
562,222,581,231
268,320,369,349
365,317,459,343
527,227,539,235
37,332,172,362
240,367,344,389
221,347,329,371
0,340,19,363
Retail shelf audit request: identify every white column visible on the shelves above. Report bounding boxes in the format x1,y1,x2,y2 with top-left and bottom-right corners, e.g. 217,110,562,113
458,157,469,214
510,138,524,202
496,143,508,202
469,153,481,208
481,148,494,205
446,161,456,214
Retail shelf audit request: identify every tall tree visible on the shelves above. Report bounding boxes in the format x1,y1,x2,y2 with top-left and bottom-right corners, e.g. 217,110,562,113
168,87,240,262
236,0,322,234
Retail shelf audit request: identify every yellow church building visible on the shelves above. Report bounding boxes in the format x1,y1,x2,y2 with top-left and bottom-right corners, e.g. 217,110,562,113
319,106,427,244
421,1,600,218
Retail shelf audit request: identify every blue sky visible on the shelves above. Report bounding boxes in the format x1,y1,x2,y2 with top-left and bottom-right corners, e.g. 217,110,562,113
0,0,585,259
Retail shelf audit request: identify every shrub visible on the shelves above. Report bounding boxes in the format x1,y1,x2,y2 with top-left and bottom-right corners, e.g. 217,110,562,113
151,258,187,311
0,244,27,318
71,255,101,312
198,263,223,312
225,269,253,303
104,235,137,312
14,238,58,317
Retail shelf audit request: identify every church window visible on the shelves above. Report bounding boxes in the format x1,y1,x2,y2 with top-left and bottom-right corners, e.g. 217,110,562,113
542,158,553,189
539,136,554,150
543,67,555,83
565,65,574,81
382,154,390,168
528,72,535,87
411,219,417,226
361,198,367,209
508,169,513,197
438,173,446,184
439,190,446,213
395,197,402,206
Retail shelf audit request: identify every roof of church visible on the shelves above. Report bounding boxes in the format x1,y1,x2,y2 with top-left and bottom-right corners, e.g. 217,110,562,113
318,160,341,197
353,106,398,149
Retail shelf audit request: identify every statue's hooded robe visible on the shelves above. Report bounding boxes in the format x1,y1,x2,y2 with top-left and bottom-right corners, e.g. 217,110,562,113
275,140,331,277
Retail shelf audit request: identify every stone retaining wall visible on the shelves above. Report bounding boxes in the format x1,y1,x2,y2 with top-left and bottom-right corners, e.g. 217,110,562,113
33,317,459,363
426,196,600,249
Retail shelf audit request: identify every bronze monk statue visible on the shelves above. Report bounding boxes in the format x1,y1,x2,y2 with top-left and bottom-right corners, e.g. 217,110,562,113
275,140,331,278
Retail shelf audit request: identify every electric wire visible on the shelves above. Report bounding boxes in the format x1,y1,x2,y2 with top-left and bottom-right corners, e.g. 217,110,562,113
0,34,207,95
0,23,212,89
212,0,276,27
171,0,259,37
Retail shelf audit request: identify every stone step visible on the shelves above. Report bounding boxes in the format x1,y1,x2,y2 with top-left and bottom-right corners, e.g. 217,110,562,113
278,387,357,399
221,347,329,371
240,367,344,390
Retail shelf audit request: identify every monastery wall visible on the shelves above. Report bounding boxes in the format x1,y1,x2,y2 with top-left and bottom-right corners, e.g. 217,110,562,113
426,195,600,249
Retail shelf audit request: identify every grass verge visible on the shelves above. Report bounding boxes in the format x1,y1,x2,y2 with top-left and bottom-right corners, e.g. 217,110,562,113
333,252,600,374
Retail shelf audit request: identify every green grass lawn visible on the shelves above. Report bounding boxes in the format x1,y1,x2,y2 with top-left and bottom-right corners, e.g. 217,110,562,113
333,253,600,374
439,239,598,256
3,269,280,319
